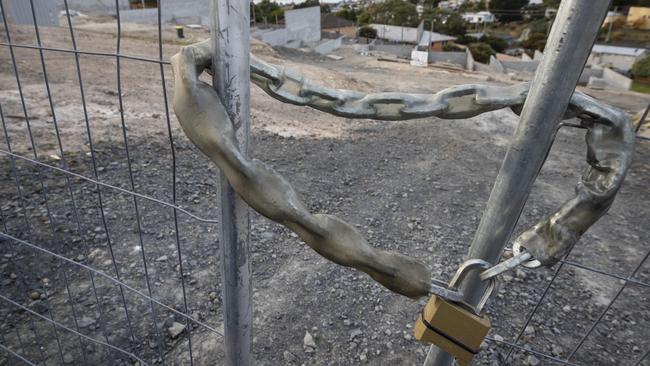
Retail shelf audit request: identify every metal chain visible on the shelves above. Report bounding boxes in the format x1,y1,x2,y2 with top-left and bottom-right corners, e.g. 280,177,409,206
251,55,531,121
250,53,634,270
172,40,633,300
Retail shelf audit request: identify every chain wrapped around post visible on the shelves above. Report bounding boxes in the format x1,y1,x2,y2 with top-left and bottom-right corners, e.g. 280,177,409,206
171,40,634,299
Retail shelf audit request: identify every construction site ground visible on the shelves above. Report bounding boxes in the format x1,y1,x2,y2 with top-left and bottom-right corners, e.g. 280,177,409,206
0,18,649,366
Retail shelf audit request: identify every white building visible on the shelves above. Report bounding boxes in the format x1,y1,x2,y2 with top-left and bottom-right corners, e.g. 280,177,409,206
370,24,456,48
438,0,488,10
438,0,463,9
462,11,495,24
588,44,647,73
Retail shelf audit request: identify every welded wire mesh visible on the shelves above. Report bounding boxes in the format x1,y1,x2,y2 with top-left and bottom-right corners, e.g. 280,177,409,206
488,247,650,365
0,1,223,365
0,1,648,365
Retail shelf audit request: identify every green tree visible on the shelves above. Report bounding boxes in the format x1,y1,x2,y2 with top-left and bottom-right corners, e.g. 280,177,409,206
358,25,378,38
254,0,281,24
269,8,285,22
422,0,443,8
321,3,331,13
468,42,496,63
421,8,467,36
529,19,550,33
358,0,419,27
460,0,487,11
335,6,358,22
293,0,330,13
521,32,548,51
481,35,507,52
490,0,528,22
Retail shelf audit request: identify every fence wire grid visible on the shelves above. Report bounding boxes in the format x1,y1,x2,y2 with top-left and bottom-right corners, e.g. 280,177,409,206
0,1,649,365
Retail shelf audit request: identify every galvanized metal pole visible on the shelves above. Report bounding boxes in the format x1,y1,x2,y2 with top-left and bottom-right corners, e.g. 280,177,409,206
423,0,612,365
210,0,253,365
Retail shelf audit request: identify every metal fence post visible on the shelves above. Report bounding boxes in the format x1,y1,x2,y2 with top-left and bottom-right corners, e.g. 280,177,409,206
636,102,650,133
209,0,253,365
423,0,612,365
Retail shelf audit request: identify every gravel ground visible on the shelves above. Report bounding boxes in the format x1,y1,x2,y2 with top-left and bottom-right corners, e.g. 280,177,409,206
0,19,649,366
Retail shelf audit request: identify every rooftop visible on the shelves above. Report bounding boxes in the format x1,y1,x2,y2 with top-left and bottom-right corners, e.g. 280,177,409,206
418,30,457,45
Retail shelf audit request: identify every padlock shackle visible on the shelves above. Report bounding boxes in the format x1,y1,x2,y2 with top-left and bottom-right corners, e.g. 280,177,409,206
473,279,495,314
448,259,491,290
448,259,495,315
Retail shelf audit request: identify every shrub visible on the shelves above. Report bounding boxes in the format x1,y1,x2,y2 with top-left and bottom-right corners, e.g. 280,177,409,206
358,25,377,39
527,19,549,34
632,55,650,79
468,42,496,63
610,31,624,41
521,32,547,51
481,35,508,53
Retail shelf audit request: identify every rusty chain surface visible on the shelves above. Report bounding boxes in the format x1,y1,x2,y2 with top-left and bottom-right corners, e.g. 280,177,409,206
171,40,634,299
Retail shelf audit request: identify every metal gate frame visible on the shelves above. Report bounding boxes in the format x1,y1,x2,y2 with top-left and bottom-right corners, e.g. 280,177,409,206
0,0,648,365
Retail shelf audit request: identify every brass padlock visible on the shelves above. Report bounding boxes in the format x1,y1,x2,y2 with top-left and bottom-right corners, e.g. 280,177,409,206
414,260,495,366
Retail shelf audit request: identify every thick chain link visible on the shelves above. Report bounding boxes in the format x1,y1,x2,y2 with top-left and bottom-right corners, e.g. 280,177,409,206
251,55,531,121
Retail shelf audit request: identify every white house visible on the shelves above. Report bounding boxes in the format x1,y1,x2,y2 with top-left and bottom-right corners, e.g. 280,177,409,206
370,24,456,50
438,0,462,9
588,44,647,73
462,11,495,24
438,0,488,9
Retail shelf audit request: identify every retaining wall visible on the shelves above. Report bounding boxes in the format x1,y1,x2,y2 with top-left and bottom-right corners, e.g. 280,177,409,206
314,37,343,54
466,49,475,71
285,6,320,43
596,67,632,90
489,56,504,73
4,0,58,26
474,62,492,73
428,51,467,68
370,44,413,58
119,0,209,25
500,60,540,74
578,68,604,84
260,28,289,46
55,0,129,14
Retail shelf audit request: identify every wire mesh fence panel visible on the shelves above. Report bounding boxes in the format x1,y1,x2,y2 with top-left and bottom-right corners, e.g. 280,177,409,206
0,1,225,365
0,1,649,366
